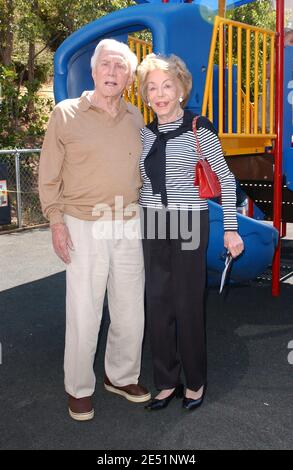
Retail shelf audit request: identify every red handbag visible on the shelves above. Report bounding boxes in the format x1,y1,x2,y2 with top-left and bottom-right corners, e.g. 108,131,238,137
192,116,221,199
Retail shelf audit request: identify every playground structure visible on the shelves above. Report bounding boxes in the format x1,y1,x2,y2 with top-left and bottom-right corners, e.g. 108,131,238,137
53,0,293,295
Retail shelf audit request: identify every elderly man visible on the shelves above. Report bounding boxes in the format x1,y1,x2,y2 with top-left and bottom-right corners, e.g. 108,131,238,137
39,39,150,421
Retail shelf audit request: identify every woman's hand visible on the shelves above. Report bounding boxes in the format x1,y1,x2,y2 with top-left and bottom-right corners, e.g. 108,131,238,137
224,231,244,258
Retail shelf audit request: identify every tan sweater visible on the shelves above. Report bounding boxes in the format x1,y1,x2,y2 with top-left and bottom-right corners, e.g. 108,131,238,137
38,92,144,225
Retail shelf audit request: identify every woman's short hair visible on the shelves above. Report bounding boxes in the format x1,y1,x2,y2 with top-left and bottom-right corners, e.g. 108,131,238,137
137,53,192,107
91,39,138,75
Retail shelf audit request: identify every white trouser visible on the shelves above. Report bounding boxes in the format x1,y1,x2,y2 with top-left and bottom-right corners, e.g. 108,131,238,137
64,214,145,398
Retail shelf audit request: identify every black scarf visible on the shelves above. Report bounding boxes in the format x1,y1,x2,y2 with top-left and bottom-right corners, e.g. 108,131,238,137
144,110,196,206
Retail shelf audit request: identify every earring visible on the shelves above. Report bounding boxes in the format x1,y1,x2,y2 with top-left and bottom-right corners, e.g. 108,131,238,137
179,97,183,103
147,102,151,107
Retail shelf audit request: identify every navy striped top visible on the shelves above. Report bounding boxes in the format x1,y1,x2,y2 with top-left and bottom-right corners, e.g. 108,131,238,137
139,115,238,231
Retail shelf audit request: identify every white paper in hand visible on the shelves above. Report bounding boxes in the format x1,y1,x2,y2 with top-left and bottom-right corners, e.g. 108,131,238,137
219,252,233,294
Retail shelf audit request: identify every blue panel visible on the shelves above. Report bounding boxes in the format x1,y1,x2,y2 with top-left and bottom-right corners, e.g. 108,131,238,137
283,46,293,150
66,41,95,98
284,147,293,190
282,47,293,190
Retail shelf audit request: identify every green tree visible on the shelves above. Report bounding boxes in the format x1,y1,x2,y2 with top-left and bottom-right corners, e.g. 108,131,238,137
0,0,136,147
33,0,136,51
227,0,276,31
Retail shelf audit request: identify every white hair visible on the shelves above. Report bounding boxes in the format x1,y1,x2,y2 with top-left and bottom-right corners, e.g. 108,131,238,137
90,39,138,74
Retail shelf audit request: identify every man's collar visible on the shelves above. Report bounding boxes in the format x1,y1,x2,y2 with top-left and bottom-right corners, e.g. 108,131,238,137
79,91,134,115
79,92,92,111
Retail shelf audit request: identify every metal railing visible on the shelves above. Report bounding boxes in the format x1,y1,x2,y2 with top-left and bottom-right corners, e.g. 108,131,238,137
125,36,154,123
0,149,46,230
241,88,255,133
202,16,276,153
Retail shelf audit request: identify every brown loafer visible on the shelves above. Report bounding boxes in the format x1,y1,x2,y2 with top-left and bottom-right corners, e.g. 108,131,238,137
104,375,151,403
68,394,94,421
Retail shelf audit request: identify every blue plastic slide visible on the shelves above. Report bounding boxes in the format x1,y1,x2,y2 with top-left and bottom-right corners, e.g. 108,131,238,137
53,1,279,285
207,200,278,284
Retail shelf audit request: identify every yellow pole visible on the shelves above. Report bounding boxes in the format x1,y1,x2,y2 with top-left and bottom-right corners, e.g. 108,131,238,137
208,66,214,121
136,42,141,110
254,31,259,134
237,27,242,133
228,24,233,133
218,1,226,133
202,16,219,116
219,21,224,134
262,34,267,134
245,29,251,133
269,34,275,133
142,43,148,122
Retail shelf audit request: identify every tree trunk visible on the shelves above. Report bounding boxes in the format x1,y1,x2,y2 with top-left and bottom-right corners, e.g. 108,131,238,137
28,42,35,84
26,41,36,115
0,0,14,66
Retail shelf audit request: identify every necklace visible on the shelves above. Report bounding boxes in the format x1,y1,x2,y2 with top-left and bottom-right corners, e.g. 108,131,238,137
158,109,184,125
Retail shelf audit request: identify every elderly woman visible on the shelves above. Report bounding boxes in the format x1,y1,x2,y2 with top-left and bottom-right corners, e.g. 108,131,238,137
137,53,244,411
39,39,151,421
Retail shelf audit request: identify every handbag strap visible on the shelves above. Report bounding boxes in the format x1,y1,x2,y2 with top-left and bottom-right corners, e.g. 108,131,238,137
192,116,206,161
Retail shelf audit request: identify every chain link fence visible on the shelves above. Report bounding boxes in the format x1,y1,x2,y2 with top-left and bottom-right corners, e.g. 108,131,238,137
0,149,47,231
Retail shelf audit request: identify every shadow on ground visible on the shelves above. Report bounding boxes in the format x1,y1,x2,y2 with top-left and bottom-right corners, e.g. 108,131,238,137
0,271,293,450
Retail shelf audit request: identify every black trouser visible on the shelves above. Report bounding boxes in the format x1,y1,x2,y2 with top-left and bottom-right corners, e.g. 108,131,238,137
141,208,209,391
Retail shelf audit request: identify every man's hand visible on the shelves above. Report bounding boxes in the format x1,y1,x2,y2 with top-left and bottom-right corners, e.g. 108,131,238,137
51,223,74,264
224,231,244,259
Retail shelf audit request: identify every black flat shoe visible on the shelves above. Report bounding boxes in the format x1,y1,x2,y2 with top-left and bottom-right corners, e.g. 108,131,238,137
182,386,205,411
145,384,184,411
182,395,203,410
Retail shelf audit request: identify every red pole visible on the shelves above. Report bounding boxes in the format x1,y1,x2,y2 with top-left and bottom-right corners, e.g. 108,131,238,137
272,0,285,296
248,197,254,218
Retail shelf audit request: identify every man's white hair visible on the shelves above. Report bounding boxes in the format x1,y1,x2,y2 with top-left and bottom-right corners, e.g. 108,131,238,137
90,39,138,74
